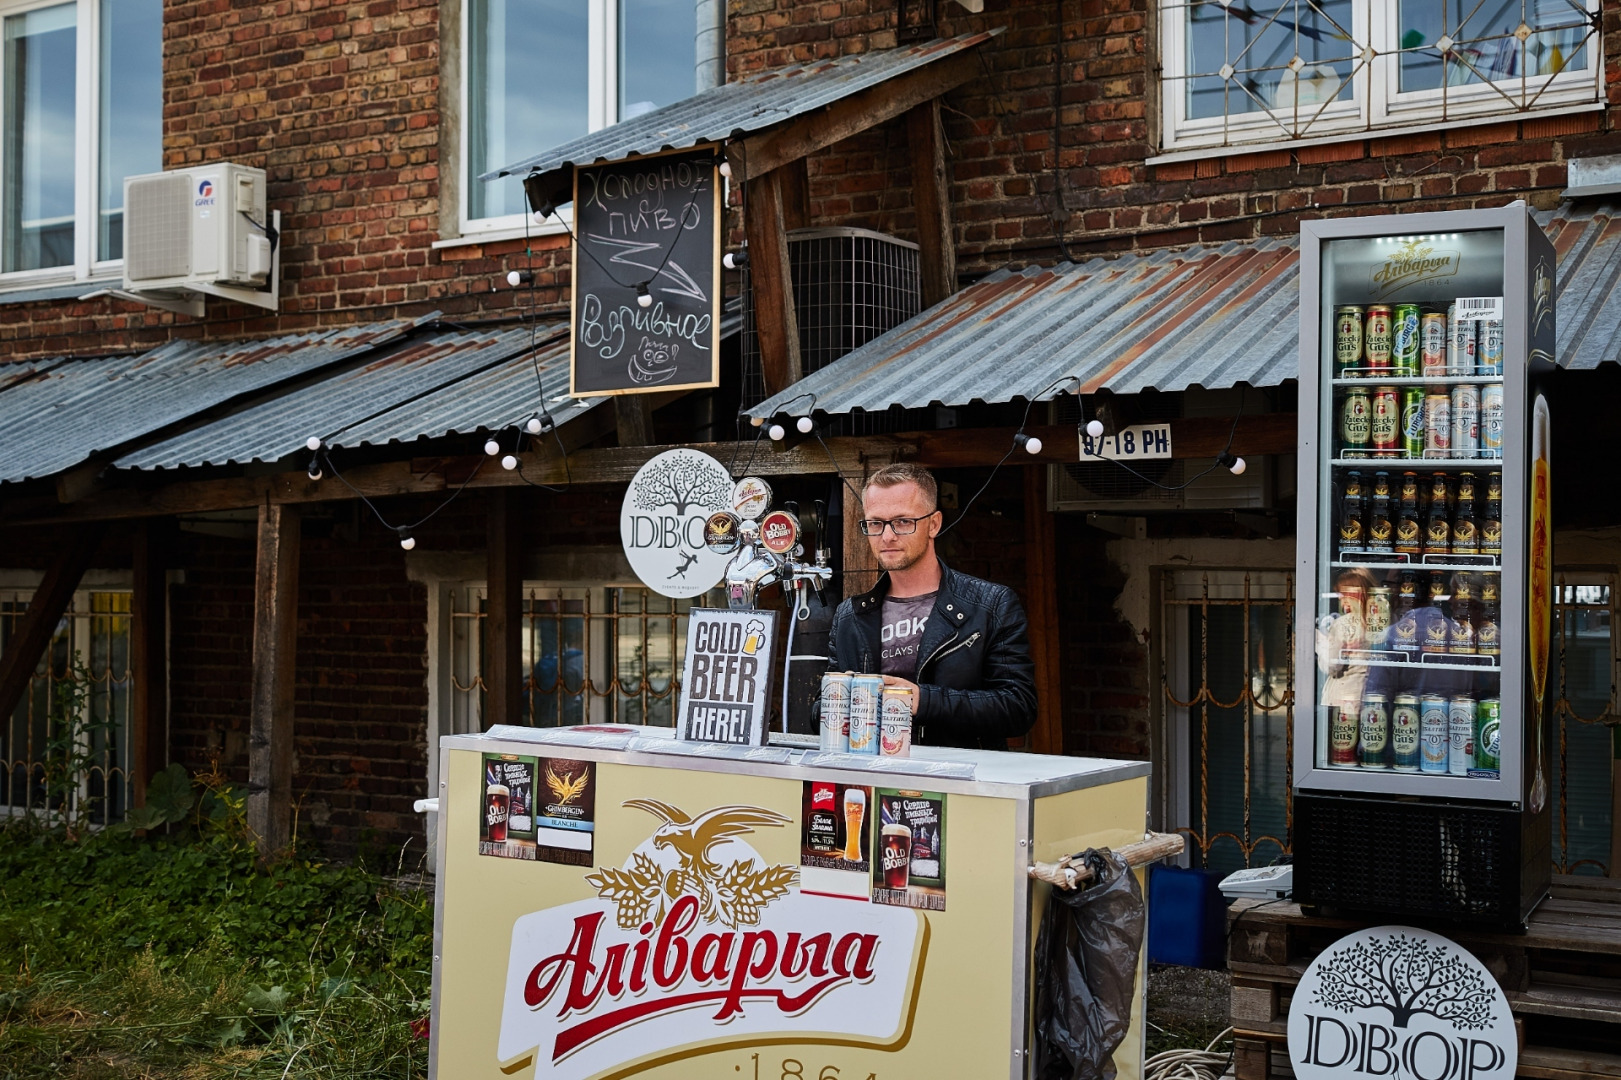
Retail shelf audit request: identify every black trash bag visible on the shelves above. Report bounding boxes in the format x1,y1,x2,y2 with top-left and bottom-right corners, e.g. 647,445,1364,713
1031,848,1146,1080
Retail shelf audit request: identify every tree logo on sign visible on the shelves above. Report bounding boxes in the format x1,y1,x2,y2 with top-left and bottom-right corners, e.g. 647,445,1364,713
632,454,730,516
1312,932,1494,1030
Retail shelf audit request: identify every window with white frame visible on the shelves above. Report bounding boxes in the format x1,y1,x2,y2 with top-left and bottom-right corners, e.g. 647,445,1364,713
1158,0,1601,154
464,0,699,229
0,0,159,278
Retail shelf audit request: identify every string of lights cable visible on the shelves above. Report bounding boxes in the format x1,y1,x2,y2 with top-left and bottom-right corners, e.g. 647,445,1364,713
314,446,488,550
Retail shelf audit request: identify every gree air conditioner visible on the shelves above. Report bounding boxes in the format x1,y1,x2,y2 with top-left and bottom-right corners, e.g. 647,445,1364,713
109,163,280,317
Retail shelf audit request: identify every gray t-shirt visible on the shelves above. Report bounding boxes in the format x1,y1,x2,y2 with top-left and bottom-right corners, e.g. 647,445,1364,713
880,591,937,680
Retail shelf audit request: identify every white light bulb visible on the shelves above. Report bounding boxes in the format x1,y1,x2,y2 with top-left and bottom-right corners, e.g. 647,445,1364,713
768,423,785,441
501,454,519,471
506,270,522,287
533,210,549,223
750,416,765,427
1023,435,1043,455
1086,419,1105,439
306,436,322,452
484,438,501,456
637,290,653,309
1229,456,1248,476
400,536,416,551
796,416,814,434
719,159,732,179
525,416,543,435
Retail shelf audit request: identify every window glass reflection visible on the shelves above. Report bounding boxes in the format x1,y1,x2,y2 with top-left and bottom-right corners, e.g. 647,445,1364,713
98,0,162,261
3,4,76,272
1397,0,1589,92
1186,0,1355,120
620,0,694,120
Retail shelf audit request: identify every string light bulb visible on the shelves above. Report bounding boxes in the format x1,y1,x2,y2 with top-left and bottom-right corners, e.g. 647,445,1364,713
484,437,501,456
796,416,814,434
501,454,519,471
506,269,534,287
1014,433,1043,455
525,414,547,435
718,157,732,179
768,423,785,441
1085,419,1105,439
1217,450,1247,476
723,248,748,270
306,456,323,481
397,528,416,551
635,282,653,309
305,436,322,452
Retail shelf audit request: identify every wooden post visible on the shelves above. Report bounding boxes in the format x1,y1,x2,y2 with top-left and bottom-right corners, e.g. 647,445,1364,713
744,167,803,395
485,489,524,729
247,501,300,856
906,98,957,308
779,158,810,232
842,468,880,599
130,521,169,804
1024,465,1063,754
614,396,655,447
0,526,104,728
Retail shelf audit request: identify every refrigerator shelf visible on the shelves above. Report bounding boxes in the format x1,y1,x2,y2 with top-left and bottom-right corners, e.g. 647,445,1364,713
1330,457,1504,468
1331,374,1505,386
1338,650,1501,672
1331,557,1501,573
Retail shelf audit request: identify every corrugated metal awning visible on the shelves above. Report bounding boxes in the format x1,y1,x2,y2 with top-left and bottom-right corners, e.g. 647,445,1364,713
747,203,1621,419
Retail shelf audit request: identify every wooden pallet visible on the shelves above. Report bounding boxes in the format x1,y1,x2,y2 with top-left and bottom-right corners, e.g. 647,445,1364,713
1227,875,1621,1079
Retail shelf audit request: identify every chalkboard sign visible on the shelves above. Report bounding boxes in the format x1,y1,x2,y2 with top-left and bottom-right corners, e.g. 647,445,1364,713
570,147,722,396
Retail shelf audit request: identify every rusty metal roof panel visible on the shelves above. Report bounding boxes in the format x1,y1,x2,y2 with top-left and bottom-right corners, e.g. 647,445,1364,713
0,319,421,484
114,325,586,470
1539,202,1621,371
482,32,1000,188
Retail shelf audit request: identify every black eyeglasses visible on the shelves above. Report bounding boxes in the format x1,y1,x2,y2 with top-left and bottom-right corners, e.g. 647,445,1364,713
858,515,935,536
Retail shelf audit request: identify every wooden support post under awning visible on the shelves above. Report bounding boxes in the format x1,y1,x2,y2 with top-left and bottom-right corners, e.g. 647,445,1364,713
745,168,803,397
1023,465,1063,754
907,98,957,308
841,465,880,599
0,526,104,729
131,521,169,804
485,489,524,729
247,501,300,856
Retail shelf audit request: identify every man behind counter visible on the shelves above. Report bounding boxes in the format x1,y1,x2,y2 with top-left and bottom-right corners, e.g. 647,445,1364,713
825,463,1036,750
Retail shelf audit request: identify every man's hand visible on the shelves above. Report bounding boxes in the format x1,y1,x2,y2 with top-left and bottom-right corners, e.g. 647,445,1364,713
880,675,920,714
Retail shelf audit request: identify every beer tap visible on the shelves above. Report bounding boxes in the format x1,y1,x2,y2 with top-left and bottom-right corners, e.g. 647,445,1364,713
811,498,830,604
708,483,831,611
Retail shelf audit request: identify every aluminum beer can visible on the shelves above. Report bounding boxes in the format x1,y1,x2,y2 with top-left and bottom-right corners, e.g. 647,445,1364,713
1480,383,1504,458
1365,586,1392,647
1479,319,1504,376
1340,387,1371,455
1359,694,1390,768
847,675,882,754
1421,695,1450,774
1334,306,1364,376
879,688,912,757
818,672,852,752
1475,698,1501,771
1392,695,1421,772
1370,386,1400,454
1448,305,1477,376
1392,304,1422,375
1364,306,1393,373
1423,392,1451,458
1448,696,1475,776
1400,386,1425,458
1451,384,1479,458
1420,313,1448,376
1329,706,1359,766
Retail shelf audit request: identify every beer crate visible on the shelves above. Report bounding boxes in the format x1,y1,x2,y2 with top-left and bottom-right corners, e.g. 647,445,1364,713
1227,876,1621,1079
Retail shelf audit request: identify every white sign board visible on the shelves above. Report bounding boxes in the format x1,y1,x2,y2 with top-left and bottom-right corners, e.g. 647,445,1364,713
619,448,734,598
675,607,777,745
1288,925,1515,1080
1079,422,1173,461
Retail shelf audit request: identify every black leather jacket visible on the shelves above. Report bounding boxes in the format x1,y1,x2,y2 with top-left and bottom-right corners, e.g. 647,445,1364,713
826,559,1037,750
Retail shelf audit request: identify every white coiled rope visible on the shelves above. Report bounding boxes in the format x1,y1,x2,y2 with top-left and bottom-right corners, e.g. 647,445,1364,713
1143,1027,1233,1080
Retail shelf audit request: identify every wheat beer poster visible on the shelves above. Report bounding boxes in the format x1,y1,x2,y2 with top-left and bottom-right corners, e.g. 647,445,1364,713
799,781,872,900
481,754,596,864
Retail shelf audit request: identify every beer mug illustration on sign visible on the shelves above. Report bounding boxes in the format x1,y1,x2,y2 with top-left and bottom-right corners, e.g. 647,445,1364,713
743,619,765,655
881,824,912,890
486,783,510,844
842,789,865,862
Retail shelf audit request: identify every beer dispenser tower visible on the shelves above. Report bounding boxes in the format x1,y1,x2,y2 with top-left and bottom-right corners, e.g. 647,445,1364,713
1293,204,1555,928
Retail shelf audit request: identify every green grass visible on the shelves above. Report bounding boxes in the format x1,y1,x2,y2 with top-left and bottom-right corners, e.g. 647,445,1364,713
0,796,434,1079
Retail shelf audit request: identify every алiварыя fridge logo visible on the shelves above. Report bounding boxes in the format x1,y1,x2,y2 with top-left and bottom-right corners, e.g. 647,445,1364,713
1287,925,1514,1080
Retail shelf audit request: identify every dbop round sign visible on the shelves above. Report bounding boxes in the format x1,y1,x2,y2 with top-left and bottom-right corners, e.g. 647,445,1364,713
620,449,734,598
1288,925,1515,1080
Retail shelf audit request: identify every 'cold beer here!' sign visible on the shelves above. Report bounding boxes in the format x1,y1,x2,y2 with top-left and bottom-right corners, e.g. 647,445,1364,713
676,608,776,745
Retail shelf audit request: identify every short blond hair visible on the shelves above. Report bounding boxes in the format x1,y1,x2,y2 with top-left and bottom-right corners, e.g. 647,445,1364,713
863,463,938,512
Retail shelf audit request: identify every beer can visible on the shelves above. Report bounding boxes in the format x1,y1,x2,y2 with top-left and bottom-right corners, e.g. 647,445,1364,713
1479,319,1504,376
1480,383,1503,458
847,675,883,754
1423,392,1451,458
1329,706,1359,766
1421,695,1450,774
1340,387,1371,455
1392,304,1422,376
879,688,912,757
1448,305,1477,376
1365,306,1393,373
1450,384,1479,459
1365,586,1392,647
1420,313,1448,376
818,672,852,752
1448,696,1475,776
1338,581,1366,624
1370,386,1400,454
1334,305,1364,376
1400,386,1425,458
1392,695,1421,772
1475,698,1501,772
1359,694,1390,769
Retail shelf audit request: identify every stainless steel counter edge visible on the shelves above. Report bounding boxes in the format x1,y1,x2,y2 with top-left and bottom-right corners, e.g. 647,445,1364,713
437,731,1150,800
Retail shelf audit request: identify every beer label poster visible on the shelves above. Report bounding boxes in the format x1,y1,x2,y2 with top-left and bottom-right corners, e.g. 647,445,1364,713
676,608,777,745
872,788,947,912
799,781,872,901
479,754,597,865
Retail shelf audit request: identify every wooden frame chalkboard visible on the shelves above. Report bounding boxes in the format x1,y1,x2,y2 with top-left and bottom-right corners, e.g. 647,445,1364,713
569,146,723,397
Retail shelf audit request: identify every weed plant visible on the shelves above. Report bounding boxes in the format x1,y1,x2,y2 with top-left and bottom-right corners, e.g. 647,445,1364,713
0,765,433,1079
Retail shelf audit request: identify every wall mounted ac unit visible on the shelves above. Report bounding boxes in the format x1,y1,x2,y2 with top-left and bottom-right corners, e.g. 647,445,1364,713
94,163,279,317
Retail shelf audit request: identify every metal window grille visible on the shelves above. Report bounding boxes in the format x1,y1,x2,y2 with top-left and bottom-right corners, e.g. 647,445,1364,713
0,590,133,827
1551,572,1616,876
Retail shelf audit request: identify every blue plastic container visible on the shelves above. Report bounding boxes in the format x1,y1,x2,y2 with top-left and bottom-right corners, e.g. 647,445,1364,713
1146,864,1228,969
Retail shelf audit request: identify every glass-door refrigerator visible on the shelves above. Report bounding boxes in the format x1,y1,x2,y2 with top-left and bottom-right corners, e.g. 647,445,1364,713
1293,204,1555,928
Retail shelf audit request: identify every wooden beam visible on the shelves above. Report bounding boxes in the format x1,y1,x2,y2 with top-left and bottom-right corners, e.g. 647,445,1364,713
0,526,104,730
130,521,168,805
906,98,956,308
614,396,655,447
485,489,524,729
732,49,983,182
1023,465,1063,755
842,464,880,598
779,158,811,232
745,167,803,395
247,501,300,857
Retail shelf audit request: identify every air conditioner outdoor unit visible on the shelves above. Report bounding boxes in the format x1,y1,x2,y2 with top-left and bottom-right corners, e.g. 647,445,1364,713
103,163,279,317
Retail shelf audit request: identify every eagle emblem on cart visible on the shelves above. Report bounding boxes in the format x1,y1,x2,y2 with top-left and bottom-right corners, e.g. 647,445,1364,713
585,800,799,930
